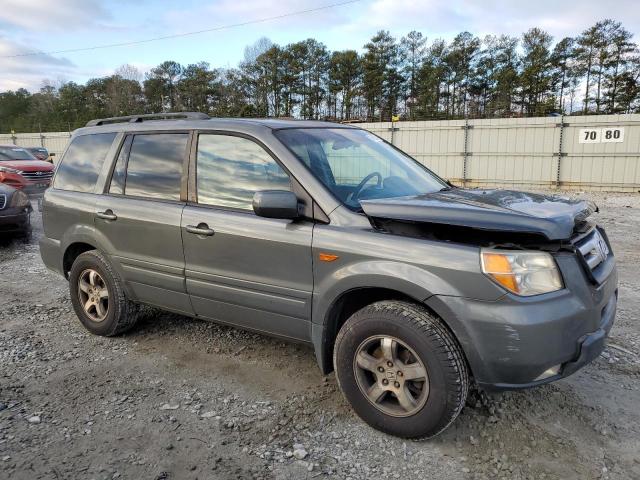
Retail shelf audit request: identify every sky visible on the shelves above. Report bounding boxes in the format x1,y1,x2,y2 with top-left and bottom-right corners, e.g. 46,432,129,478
1,0,639,92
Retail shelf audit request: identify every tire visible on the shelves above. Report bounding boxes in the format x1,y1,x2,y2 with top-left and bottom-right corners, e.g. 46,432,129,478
333,300,469,439
68,250,141,336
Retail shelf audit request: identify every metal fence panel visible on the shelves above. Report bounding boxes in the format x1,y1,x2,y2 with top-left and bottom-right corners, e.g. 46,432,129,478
561,115,640,191
465,117,559,189
3,116,640,192
0,132,71,162
362,120,466,181
360,114,640,192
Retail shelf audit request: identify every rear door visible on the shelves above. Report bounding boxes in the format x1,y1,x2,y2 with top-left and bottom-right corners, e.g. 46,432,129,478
181,132,313,340
44,132,117,243
94,131,193,315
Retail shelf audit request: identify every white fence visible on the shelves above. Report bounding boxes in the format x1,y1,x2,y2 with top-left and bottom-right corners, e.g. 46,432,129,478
360,114,640,192
2,114,640,192
0,131,71,161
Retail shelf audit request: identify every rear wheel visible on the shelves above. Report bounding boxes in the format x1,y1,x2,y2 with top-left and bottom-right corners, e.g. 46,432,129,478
333,300,469,438
69,250,141,336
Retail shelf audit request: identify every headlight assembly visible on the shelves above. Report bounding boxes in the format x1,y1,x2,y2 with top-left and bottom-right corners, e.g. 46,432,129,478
0,166,21,174
481,249,563,296
9,190,31,208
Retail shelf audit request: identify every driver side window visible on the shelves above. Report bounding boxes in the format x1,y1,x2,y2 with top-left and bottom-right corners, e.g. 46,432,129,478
196,134,291,210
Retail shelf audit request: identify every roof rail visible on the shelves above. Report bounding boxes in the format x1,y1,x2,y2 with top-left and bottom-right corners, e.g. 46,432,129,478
85,112,210,127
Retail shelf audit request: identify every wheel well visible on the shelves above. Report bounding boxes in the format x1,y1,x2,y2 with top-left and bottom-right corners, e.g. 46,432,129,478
63,242,96,278
320,287,415,374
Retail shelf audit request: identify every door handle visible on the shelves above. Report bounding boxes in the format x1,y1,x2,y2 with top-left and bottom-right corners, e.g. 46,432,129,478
186,224,215,236
97,210,117,221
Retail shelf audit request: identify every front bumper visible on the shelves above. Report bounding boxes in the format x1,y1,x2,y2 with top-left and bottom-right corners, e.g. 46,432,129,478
0,206,31,232
22,181,51,195
426,249,618,390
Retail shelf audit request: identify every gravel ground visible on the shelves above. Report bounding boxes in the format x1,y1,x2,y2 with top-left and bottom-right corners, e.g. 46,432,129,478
1,192,639,480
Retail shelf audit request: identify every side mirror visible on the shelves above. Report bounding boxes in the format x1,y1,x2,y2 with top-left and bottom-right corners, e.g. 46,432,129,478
252,190,300,219
49,152,55,157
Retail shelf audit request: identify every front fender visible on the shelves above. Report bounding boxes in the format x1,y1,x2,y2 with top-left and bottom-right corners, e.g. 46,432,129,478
312,260,458,326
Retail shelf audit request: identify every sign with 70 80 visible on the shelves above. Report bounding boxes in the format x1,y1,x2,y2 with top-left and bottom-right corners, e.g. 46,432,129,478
579,127,625,144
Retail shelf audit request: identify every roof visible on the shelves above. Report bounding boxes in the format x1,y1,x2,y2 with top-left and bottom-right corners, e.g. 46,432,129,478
74,116,356,136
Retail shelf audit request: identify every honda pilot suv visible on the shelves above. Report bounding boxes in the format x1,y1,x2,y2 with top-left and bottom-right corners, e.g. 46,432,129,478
40,113,617,438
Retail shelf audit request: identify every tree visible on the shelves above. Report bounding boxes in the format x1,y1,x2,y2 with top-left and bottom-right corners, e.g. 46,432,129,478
550,37,576,113
415,39,448,119
444,32,481,117
576,22,606,113
0,89,32,132
603,22,636,112
328,50,361,120
146,61,183,110
178,62,219,113
362,30,402,120
2,20,640,133
400,31,427,118
519,28,553,116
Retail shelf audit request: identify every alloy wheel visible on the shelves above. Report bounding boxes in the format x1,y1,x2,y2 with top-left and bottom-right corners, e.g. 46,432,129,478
77,269,109,322
353,335,429,417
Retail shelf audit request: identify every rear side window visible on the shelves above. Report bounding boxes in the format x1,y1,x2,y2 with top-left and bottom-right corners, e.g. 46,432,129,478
53,133,116,192
122,133,188,200
196,134,290,210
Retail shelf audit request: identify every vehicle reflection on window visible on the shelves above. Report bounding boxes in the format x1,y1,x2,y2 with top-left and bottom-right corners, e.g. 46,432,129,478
53,133,116,193
196,135,290,210
124,134,189,201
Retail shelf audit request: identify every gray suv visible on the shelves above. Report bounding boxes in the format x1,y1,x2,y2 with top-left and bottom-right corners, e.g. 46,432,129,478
40,113,618,438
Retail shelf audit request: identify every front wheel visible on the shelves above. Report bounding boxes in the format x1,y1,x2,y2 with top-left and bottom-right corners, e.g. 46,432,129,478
333,300,469,438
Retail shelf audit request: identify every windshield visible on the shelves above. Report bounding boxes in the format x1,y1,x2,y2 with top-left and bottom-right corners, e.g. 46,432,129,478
0,147,37,161
275,128,448,210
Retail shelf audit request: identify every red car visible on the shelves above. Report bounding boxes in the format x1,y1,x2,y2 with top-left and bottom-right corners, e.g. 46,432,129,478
26,147,54,163
0,145,55,195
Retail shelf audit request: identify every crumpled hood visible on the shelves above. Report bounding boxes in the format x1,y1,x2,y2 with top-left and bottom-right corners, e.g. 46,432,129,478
360,189,598,240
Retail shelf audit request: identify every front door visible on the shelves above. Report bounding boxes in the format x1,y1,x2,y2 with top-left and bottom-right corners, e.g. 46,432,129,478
94,132,193,315
181,133,313,340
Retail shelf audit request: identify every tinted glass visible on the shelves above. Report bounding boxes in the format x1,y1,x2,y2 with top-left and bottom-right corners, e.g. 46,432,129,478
0,146,38,161
197,135,290,210
125,133,188,200
53,133,116,192
275,128,447,210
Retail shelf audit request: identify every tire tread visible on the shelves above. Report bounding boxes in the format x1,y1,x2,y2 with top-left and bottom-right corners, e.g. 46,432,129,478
333,300,469,439
70,250,141,336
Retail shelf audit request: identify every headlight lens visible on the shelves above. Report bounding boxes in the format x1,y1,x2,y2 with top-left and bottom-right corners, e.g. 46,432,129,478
9,190,30,208
0,166,21,174
481,249,563,296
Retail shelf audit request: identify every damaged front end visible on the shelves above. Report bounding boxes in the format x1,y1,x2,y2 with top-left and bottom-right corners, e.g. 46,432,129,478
361,188,598,251
364,188,618,390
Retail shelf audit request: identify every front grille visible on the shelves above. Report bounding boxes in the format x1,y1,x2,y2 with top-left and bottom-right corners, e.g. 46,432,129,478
575,228,610,273
0,194,5,210
20,170,54,182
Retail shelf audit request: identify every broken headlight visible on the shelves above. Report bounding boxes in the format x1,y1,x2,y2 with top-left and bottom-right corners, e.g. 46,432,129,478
481,249,563,296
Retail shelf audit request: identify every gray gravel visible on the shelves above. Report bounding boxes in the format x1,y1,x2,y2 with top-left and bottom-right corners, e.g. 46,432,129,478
1,193,639,479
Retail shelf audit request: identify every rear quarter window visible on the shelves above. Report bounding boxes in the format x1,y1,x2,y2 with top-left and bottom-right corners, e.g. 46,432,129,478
53,133,116,192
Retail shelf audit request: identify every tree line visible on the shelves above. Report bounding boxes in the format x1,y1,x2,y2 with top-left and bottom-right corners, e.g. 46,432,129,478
1,19,639,133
